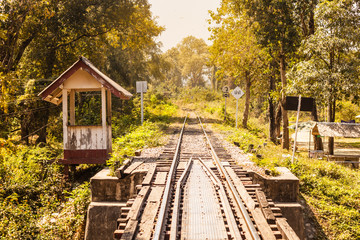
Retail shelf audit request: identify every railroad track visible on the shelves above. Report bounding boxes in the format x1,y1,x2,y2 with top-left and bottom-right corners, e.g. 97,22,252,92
114,114,299,240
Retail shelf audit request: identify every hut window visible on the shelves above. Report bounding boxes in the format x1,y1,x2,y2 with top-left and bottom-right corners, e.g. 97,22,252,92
74,91,102,126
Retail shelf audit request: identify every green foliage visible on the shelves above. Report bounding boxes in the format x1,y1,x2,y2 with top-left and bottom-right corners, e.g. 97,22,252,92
209,2,268,92
214,122,360,239
178,87,221,104
288,0,360,123
108,121,166,173
0,142,92,239
75,93,102,126
213,123,263,152
0,0,164,144
163,36,210,88
37,183,91,240
111,92,178,138
336,101,360,122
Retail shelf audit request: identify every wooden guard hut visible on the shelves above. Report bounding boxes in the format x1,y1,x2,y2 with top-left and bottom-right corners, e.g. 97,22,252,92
39,56,132,166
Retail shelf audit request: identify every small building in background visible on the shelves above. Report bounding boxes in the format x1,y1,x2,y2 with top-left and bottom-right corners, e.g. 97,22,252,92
39,56,132,171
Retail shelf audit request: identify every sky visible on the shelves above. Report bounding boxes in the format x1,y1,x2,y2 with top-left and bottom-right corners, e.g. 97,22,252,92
149,0,221,52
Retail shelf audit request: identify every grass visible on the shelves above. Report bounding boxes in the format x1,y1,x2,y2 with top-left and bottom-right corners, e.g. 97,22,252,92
0,143,91,239
107,121,168,174
174,87,360,239
0,92,177,239
211,122,360,240
3,86,359,239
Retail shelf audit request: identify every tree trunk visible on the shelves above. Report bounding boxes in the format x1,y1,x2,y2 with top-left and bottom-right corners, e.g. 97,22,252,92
269,60,277,143
311,103,323,150
242,71,251,128
35,102,50,145
327,97,336,155
309,8,315,35
327,49,335,155
21,118,30,145
275,103,282,144
269,98,276,142
279,53,289,149
211,66,217,91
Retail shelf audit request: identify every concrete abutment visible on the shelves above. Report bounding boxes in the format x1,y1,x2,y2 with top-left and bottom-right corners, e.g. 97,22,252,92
84,168,146,240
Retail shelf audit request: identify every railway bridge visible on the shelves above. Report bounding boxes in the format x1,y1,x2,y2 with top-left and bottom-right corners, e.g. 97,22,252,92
85,113,302,240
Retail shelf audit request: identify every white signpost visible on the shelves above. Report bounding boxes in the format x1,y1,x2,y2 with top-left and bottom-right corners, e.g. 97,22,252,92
136,81,147,125
222,86,230,120
231,86,244,128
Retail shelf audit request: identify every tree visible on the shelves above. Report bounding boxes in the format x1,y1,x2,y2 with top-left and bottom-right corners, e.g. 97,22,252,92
209,2,268,128
232,0,302,149
162,47,183,88
178,36,210,87
162,36,210,88
288,0,360,154
0,0,164,143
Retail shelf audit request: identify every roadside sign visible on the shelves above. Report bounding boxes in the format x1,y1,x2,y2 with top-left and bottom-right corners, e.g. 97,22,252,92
222,85,229,93
222,86,230,121
232,86,244,128
231,87,244,99
136,81,147,93
136,81,147,125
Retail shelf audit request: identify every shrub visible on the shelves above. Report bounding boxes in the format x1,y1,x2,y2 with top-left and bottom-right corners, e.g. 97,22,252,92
107,121,166,173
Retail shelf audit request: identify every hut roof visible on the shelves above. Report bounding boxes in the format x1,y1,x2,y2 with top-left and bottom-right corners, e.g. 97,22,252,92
313,122,360,138
289,121,317,131
38,56,132,105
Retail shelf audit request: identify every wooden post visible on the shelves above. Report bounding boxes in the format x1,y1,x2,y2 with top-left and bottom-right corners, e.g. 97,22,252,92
106,89,112,124
101,87,107,149
62,88,68,149
292,95,301,164
69,89,75,125
107,89,112,151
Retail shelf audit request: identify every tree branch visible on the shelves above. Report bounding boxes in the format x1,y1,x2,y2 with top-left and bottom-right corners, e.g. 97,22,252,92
53,29,112,50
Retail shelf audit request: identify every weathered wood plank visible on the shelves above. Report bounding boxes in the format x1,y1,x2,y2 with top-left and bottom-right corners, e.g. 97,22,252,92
120,219,138,240
136,186,164,240
276,218,300,240
124,161,143,175
142,164,156,186
252,208,277,240
154,171,168,185
256,189,276,224
127,186,150,221
225,166,256,210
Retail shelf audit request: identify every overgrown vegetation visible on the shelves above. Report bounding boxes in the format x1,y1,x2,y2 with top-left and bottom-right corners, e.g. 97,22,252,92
2,0,360,238
0,143,91,239
0,92,177,239
108,121,167,173
211,121,360,240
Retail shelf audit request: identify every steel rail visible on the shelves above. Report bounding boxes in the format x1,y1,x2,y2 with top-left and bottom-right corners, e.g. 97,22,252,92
153,115,188,240
170,158,193,240
198,116,261,240
198,158,219,188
